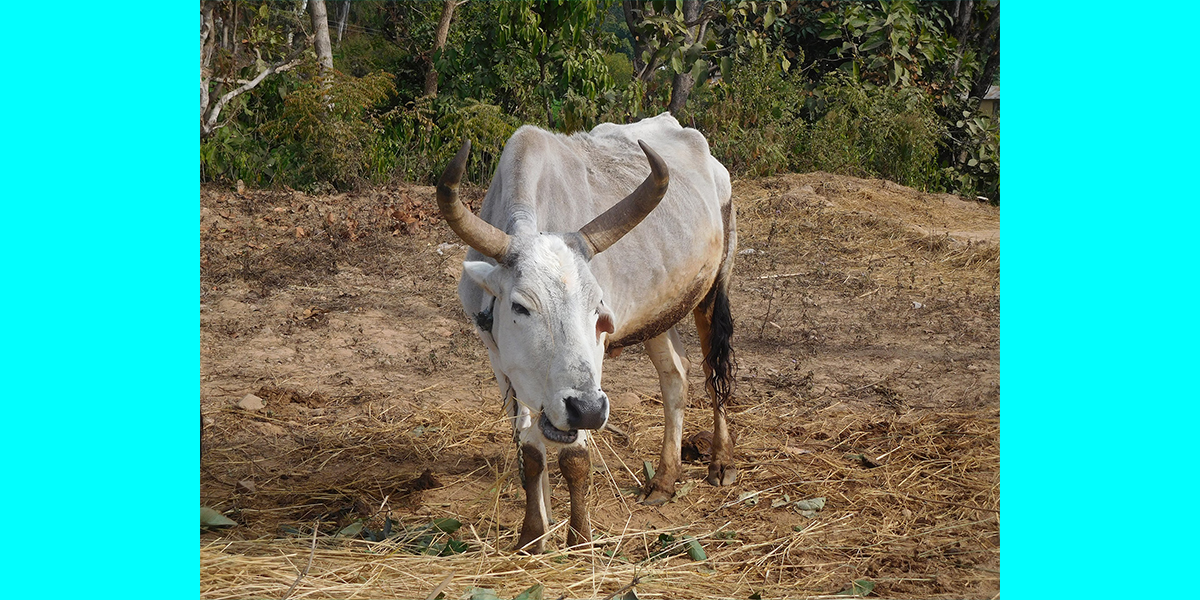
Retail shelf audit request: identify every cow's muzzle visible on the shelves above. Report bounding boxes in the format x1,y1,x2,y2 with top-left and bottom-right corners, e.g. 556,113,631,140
563,391,609,431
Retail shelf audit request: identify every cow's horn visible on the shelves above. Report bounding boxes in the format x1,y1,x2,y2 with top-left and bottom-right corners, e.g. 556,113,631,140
437,140,510,261
578,140,670,257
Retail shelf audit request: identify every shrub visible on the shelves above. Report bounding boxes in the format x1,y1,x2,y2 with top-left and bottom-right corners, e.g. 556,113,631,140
262,63,398,190
690,50,805,177
803,74,942,190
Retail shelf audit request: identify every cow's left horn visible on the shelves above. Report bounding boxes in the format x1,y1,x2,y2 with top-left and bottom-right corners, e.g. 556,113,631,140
437,140,510,261
577,140,670,257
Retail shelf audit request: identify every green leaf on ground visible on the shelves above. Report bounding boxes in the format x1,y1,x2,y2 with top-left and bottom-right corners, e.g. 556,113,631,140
672,479,699,502
432,518,462,533
337,522,363,537
683,536,707,561
512,583,544,600
835,579,875,596
201,507,236,529
465,587,501,600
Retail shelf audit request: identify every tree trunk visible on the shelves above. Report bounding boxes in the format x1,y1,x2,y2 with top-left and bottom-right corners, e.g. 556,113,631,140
309,0,334,73
201,2,216,130
955,0,975,43
336,1,350,45
666,0,702,116
423,0,458,98
970,14,999,102
622,1,648,80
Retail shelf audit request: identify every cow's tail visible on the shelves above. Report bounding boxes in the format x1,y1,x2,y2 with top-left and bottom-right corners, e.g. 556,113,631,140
704,273,736,410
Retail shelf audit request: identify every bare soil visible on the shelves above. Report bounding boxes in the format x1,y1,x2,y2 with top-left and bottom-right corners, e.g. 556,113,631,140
201,172,999,599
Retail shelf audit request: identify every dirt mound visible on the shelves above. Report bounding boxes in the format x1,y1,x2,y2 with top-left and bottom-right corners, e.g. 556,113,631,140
201,174,998,599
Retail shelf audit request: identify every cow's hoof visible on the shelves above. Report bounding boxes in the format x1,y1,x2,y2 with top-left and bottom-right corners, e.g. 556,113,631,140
639,476,677,506
706,461,738,487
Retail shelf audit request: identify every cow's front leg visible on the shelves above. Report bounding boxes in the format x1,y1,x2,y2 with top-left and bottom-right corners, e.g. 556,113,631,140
640,328,689,505
515,442,549,553
559,442,592,548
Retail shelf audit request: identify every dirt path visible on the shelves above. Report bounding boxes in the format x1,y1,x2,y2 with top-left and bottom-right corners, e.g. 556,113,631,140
201,172,998,599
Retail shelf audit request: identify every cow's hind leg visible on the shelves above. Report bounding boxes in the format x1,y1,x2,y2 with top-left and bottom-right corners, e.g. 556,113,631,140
640,327,690,505
559,439,592,548
515,441,549,553
695,280,738,487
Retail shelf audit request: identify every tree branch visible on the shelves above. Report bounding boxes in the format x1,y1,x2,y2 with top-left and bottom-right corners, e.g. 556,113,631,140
201,56,301,138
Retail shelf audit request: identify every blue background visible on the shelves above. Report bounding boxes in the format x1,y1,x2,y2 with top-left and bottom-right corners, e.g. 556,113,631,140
2,2,1196,598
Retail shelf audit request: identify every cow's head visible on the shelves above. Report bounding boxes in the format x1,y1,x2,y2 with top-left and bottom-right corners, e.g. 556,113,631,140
437,140,669,445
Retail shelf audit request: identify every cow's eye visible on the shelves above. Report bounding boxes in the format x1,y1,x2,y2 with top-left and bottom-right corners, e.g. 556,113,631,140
511,302,530,316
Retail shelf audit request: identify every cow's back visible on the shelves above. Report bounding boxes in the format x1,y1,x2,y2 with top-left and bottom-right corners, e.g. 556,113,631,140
460,113,733,348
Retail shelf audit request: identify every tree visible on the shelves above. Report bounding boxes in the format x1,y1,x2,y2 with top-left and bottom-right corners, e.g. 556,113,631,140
200,2,308,139
666,0,702,115
310,0,334,73
423,0,466,98
622,0,787,115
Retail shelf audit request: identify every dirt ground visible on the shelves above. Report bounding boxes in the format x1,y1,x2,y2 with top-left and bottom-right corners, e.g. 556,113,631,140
200,171,999,599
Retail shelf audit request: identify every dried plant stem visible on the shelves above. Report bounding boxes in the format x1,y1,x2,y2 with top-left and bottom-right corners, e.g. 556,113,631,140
281,520,319,600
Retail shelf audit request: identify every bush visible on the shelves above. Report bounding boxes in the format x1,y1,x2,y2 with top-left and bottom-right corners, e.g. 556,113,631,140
387,97,521,186
802,74,942,190
689,51,805,177
262,64,398,190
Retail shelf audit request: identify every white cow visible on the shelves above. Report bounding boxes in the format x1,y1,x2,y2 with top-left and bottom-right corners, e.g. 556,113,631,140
437,113,737,552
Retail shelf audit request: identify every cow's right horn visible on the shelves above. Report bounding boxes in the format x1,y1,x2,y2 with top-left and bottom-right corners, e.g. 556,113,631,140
437,140,510,261
577,140,670,257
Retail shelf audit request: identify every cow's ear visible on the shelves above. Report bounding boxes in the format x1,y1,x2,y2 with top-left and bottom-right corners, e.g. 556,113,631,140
463,261,499,297
597,302,615,336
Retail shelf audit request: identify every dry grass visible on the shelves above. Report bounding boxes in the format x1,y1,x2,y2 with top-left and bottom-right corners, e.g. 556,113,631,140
203,398,997,599
201,172,999,599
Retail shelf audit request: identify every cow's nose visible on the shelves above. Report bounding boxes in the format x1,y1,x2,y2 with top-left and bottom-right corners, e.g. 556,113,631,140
563,391,608,430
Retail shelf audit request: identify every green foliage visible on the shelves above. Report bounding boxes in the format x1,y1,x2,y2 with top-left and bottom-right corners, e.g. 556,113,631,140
200,1,998,202
691,50,804,177
803,73,941,190
389,97,521,185
944,108,999,201
603,52,633,90
262,63,398,190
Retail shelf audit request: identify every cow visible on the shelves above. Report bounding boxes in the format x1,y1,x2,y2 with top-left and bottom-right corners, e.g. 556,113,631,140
436,113,737,553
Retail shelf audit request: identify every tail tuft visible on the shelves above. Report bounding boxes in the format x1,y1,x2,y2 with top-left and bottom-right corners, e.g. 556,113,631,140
705,282,736,408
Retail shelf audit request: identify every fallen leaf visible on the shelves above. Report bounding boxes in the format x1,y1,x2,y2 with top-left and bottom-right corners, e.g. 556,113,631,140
337,522,363,537
512,584,544,600
431,518,462,533
835,579,875,596
464,587,501,600
683,536,707,561
672,479,699,502
794,497,826,511
201,507,236,529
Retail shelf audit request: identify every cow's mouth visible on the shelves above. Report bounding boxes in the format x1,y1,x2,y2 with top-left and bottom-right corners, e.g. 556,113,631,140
539,413,578,444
